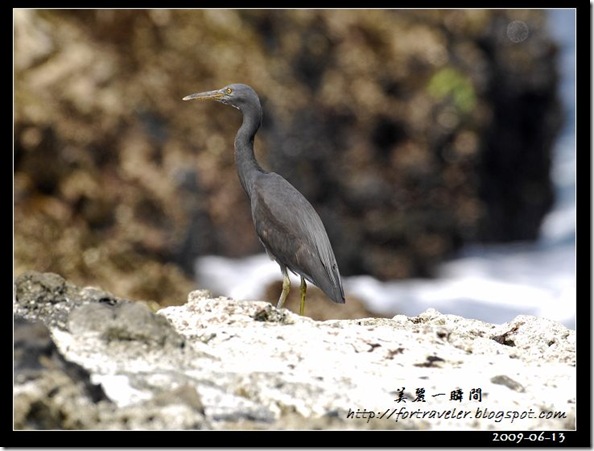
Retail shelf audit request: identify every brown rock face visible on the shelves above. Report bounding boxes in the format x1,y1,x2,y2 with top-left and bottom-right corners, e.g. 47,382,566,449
15,10,561,305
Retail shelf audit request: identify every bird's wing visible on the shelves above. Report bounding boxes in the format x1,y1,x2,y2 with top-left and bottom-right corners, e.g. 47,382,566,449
250,172,344,303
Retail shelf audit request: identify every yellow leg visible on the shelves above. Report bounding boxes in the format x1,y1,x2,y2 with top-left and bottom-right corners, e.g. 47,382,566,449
299,276,307,316
277,270,291,309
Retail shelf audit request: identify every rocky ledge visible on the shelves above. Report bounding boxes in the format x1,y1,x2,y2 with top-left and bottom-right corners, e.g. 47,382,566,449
14,271,575,430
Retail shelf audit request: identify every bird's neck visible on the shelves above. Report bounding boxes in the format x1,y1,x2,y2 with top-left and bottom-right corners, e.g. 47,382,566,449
234,110,264,198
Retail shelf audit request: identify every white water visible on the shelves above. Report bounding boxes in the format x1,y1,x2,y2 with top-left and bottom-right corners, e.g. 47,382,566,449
194,10,576,328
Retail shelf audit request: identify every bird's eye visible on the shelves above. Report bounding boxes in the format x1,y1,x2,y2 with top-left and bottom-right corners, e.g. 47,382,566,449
226,88,233,95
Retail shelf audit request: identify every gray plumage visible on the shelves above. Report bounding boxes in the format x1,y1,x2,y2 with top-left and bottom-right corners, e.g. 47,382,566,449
183,83,345,313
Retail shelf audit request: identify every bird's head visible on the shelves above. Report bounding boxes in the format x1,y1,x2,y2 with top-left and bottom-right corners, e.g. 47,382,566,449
183,83,260,112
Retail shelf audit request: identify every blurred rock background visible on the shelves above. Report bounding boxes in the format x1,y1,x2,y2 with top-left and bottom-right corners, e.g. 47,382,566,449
14,9,561,306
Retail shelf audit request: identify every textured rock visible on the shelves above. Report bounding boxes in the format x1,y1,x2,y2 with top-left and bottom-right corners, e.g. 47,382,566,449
13,272,575,430
14,316,109,429
14,270,127,330
14,272,206,430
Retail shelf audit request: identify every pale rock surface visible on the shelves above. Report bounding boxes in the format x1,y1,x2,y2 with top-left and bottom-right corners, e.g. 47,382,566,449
13,271,575,430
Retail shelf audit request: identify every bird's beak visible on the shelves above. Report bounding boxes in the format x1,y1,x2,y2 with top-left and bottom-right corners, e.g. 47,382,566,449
182,89,224,102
